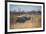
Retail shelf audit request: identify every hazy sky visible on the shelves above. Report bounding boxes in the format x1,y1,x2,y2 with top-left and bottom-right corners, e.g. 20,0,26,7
10,4,41,12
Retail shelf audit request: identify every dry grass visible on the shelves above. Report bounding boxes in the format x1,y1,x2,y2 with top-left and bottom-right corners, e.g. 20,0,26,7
10,14,41,29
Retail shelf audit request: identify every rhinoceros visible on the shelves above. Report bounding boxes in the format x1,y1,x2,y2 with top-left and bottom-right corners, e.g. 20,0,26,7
16,16,30,23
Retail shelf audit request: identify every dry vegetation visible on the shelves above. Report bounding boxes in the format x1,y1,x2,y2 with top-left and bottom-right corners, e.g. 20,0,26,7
10,14,41,29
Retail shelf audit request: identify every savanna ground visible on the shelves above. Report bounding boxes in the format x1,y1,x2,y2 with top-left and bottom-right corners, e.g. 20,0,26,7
10,14,41,29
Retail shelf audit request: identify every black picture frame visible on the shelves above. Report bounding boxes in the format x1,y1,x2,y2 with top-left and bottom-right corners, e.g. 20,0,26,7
5,1,45,34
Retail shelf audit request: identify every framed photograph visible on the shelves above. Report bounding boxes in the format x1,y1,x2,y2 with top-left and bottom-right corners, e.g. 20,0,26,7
5,1,45,33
